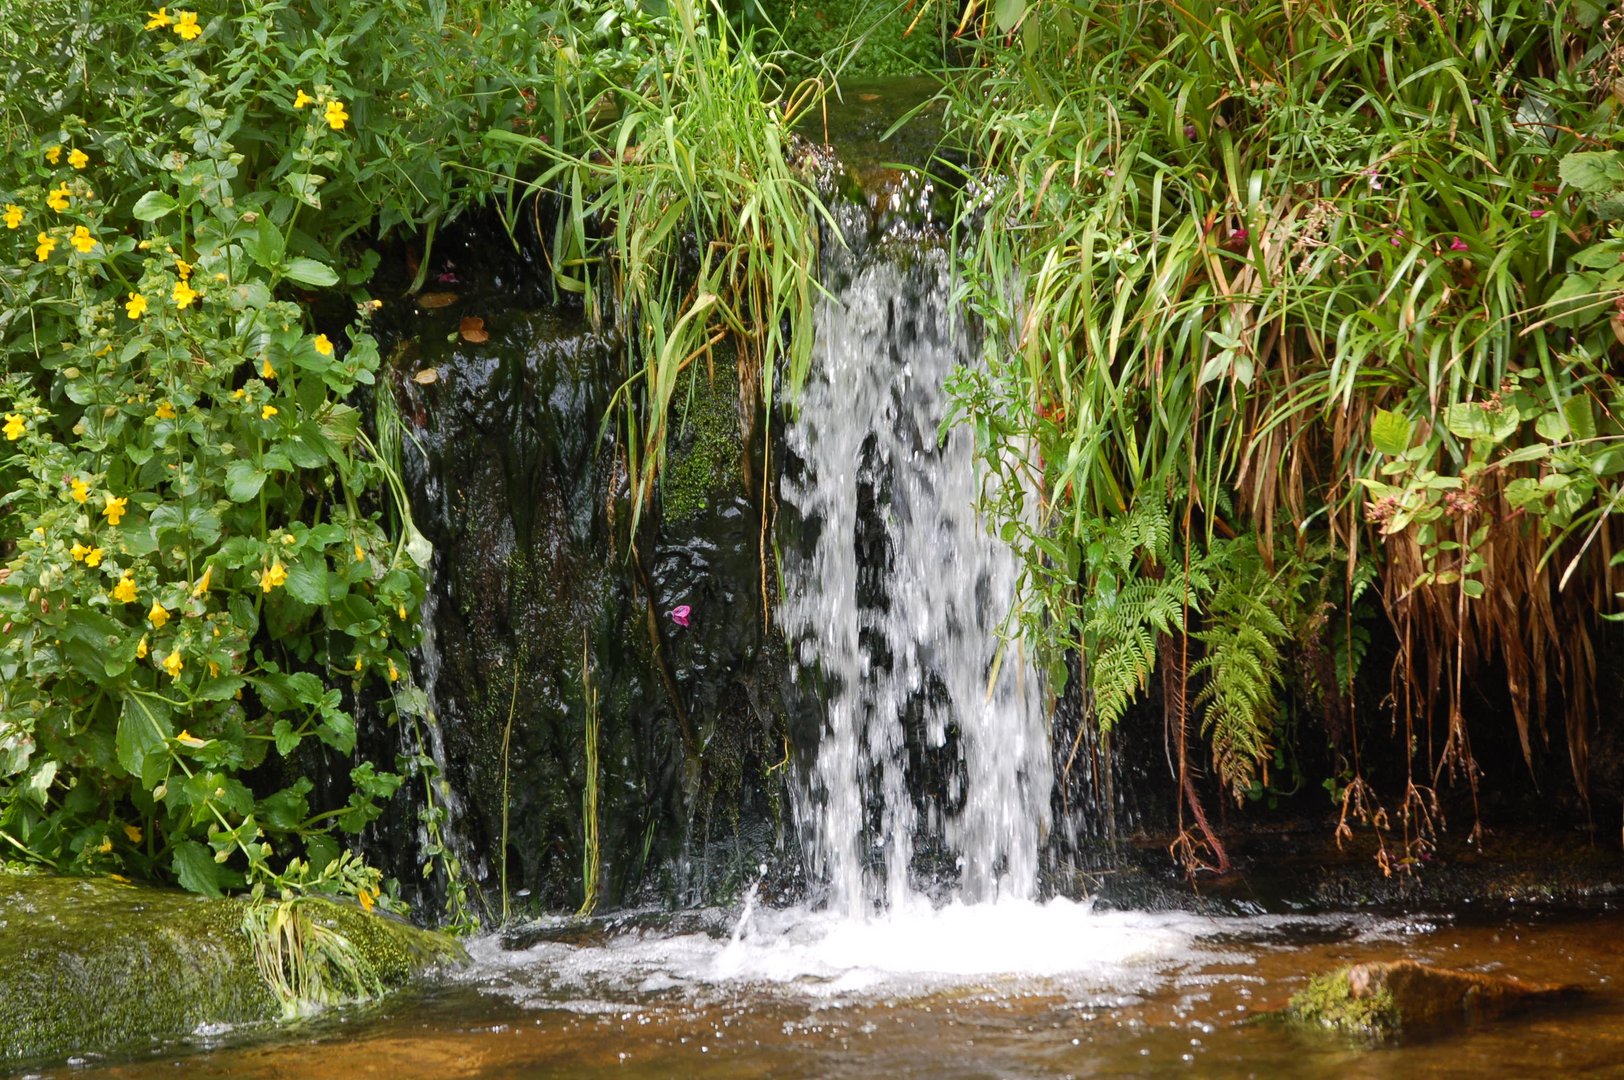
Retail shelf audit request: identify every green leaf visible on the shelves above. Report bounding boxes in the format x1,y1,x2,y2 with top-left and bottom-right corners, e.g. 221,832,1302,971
1371,409,1412,456
116,694,173,785
1560,151,1624,194
995,0,1025,32
225,460,268,502
1565,396,1597,441
251,215,286,269
172,840,230,898
284,557,330,605
131,191,180,221
284,257,339,288
1443,402,1519,444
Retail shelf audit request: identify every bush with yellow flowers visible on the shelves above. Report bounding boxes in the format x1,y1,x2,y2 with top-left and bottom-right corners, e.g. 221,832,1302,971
0,0,562,909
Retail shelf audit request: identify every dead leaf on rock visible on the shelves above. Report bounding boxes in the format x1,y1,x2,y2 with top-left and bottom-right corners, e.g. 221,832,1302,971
412,368,439,385
416,291,458,310
459,316,489,344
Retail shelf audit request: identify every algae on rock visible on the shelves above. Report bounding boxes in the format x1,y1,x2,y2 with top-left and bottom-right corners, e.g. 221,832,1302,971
0,872,464,1066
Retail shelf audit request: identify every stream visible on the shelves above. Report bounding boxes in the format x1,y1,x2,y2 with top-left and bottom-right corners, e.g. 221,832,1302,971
27,901,1624,1078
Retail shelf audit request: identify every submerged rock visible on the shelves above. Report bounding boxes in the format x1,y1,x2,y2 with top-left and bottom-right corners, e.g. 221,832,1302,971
1284,958,1576,1040
0,871,464,1066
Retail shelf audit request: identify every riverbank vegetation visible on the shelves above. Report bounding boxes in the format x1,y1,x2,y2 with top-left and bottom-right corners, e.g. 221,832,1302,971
944,0,1624,869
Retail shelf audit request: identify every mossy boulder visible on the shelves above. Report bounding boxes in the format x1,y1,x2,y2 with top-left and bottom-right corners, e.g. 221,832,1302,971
0,871,464,1066
1284,959,1576,1041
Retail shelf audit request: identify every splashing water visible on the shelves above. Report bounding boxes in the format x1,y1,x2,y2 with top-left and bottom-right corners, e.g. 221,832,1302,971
781,232,1050,917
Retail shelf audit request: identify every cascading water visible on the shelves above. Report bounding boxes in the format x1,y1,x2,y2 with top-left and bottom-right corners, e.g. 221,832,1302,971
780,204,1052,917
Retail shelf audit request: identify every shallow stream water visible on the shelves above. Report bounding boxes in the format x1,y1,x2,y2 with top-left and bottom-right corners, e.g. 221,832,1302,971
23,898,1624,1079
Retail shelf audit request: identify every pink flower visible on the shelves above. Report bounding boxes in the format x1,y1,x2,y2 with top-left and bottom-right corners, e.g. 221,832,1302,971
1390,230,1405,248
1530,209,1547,219
1449,236,1469,252
670,604,691,627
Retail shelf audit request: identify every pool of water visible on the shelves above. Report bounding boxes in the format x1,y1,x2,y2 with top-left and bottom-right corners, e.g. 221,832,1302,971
22,899,1624,1079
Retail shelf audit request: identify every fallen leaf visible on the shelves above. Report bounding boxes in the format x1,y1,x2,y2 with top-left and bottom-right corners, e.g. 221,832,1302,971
412,368,439,385
416,291,458,309
459,315,489,343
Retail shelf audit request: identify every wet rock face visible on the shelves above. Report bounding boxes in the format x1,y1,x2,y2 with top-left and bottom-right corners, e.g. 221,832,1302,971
381,298,792,917
1285,959,1576,1040
0,871,461,1067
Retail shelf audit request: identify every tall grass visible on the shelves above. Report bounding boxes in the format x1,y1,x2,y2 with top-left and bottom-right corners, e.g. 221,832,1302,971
945,0,1624,849
490,0,827,540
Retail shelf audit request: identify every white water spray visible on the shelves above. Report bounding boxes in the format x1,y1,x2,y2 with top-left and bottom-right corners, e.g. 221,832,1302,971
781,238,1051,917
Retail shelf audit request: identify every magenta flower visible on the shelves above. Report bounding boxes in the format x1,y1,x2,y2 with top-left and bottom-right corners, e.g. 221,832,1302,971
670,604,691,627
1390,229,1405,248
1531,209,1547,219
1449,236,1469,252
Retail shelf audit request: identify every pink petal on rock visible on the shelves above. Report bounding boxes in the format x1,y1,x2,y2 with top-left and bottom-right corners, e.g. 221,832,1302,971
670,604,691,627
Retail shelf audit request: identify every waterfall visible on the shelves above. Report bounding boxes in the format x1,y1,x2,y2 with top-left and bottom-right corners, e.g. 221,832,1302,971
781,223,1051,918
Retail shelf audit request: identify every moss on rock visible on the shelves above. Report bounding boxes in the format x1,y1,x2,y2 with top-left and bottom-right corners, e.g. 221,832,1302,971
0,871,464,1066
661,355,743,526
1284,959,1575,1041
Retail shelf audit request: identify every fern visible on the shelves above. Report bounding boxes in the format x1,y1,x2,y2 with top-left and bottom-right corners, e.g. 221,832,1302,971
1192,540,1292,799
1080,500,1198,730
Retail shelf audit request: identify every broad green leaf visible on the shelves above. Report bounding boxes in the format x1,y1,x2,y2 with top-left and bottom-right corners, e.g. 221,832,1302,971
1559,151,1624,194
172,840,231,898
1443,402,1519,444
1371,409,1411,456
131,191,179,221
116,694,172,784
284,257,339,288
225,460,268,502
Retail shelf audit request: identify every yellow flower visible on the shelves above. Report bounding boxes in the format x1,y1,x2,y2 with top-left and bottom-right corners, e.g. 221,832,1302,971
163,649,184,680
173,280,198,309
124,824,143,843
313,333,334,356
261,560,287,592
353,543,365,563
231,388,245,399
358,886,376,913
173,10,201,40
387,659,399,683
70,225,95,253
193,566,211,595
148,601,169,629
260,357,275,380
3,204,20,229
175,258,192,280
137,634,149,659
109,873,130,884
97,837,112,854
45,146,62,165
112,573,138,604
68,148,88,170
103,495,128,526
324,100,349,131
155,401,176,420
144,7,172,28
85,547,105,567
208,660,220,678
353,656,363,672
261,404,278,420
293,89,313,109
3,413,24,440
35,232,55,262
397,603,406,620
71,541,90,562
70,476,90,503
174,729,206,747
125,293,148,320
46,184,70,212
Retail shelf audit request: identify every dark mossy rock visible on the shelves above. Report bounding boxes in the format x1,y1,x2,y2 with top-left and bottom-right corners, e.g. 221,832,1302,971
374,293,794,917
0,872,464,1066
1283,959,1577,1041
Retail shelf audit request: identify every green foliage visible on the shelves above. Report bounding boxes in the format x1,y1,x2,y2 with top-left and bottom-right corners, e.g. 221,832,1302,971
763,0,947,79
945,0,1624,800
497,0,823,536
0,0,578,907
